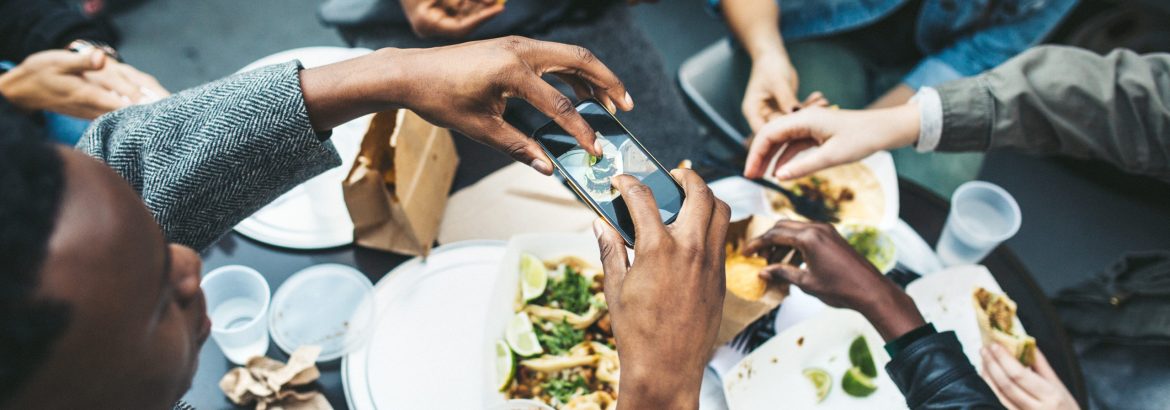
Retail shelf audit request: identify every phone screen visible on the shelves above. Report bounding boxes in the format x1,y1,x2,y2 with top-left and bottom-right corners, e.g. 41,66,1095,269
534,100,685,244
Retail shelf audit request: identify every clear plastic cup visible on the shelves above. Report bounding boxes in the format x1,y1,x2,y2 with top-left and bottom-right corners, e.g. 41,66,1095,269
936,181,1022,266
201,265,271,364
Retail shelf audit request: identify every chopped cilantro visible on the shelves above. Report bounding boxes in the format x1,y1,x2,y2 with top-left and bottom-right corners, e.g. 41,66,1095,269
536,319,584,355
536,266,593,315
543,374,588,404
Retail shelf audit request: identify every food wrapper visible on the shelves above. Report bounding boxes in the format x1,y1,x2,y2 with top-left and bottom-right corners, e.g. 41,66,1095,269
716,214,789,346
219,346,331,410
343,110,459,256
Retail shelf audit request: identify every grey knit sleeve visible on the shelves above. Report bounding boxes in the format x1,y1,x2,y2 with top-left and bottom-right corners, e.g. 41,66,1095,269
77,61,341,250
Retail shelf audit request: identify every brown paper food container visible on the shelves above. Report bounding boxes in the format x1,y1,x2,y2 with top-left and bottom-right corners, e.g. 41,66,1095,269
343,110,459,256
716,214,789,346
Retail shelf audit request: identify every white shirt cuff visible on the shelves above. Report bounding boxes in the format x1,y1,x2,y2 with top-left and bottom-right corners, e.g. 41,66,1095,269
912,87,944,152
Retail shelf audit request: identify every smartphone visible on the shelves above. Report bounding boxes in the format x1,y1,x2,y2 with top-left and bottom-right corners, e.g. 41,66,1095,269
533,99,685,246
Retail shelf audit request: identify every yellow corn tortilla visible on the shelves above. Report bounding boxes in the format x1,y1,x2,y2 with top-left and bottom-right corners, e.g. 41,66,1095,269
725,248,769,301
770,162,884,226
973,287,1037,366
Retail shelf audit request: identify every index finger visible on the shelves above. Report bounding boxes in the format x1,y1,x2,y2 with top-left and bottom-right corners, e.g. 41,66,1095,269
668,168,715,241
514,75,602,157
611,175,667,246
744,115,807,178
743,220,816,256
523,41,632,112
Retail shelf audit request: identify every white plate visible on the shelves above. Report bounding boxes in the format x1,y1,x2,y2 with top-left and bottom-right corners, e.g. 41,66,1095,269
707,151,899,231
232,47,374,249
342,240,507,409
723,308,907,410
481,233,602,407
905,264,1022,372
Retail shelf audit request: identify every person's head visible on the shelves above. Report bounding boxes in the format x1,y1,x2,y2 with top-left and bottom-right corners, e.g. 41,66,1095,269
0,133,209,409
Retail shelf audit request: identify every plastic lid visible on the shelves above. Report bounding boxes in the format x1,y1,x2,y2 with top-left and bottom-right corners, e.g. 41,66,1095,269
269,263,375,362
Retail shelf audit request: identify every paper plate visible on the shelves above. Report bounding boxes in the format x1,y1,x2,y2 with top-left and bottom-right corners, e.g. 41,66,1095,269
232,47,374,249
905,264,1019,372
723,308,907,409
342,240,507,409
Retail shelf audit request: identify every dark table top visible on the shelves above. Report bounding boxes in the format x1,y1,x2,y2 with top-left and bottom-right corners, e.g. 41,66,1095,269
180,145,1086,409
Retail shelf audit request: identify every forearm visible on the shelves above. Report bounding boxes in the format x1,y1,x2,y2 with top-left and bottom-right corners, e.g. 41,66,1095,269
855,283,926,342
721,0,786,61
934,46,1170,181
78,61,340,250
885,332,1004,409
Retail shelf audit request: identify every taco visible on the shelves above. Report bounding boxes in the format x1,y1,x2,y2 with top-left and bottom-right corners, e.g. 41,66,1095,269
769,162,883,226
973,287,1037,366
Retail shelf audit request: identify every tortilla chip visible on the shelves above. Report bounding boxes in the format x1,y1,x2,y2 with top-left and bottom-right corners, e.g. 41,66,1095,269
726,250,769,301
973,287,1037,366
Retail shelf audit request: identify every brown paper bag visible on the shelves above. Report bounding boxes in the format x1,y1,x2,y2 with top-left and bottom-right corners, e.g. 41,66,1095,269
343,110,458,256
716,214,788,345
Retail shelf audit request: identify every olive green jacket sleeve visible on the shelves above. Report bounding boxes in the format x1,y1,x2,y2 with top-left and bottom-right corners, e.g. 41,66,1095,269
935,45,1170,182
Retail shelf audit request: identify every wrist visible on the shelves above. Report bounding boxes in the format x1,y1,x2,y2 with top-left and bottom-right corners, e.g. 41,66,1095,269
881,101,922,150
618,359,702,410
854,282,925,342
299,47,408,131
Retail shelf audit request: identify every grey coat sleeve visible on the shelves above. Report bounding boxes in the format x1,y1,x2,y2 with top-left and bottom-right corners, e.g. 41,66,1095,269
935,46,1170,182
77,61,342,251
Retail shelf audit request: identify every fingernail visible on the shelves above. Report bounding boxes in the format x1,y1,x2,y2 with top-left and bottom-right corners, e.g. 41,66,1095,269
530,159,552,175
592,219,605,239
593,140,605,156
775,167,792,180
604,99,617,114
623,92,633,109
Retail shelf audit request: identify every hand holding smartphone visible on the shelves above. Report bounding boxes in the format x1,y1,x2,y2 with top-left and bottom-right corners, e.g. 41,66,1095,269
533,99,685,246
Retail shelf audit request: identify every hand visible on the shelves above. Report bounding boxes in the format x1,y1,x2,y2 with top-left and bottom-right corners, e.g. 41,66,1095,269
594,170,731,410
743,102,921,180
82,59,170,104
982,346,1080,410
400,0,504,39
742,52,799,132
744,220,924,341
299,36,633,174
0,50,128,119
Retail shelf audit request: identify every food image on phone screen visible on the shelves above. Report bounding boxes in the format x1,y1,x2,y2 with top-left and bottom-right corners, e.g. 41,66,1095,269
534,99,685,244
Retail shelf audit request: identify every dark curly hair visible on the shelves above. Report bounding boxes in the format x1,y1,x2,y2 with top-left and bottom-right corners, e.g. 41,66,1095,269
0,130,71,404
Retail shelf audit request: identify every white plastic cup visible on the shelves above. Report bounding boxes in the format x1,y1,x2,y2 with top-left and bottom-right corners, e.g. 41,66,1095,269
201,265,271,364
936,181,1022,266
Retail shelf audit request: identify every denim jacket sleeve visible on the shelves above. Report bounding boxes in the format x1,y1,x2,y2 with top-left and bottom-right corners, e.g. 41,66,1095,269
903,0,1077,90
935,46,1170,183
886,331,1004,409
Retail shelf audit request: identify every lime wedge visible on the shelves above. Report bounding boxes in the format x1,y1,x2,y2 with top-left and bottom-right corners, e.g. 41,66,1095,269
519,253,548,302
841,366,877,398
495,339,515,392
848,336,877,378
802,368,832,403
505,312,544,357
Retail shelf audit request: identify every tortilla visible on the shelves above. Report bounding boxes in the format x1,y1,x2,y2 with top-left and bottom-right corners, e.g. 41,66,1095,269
769,162,884,226
973,287,1037,366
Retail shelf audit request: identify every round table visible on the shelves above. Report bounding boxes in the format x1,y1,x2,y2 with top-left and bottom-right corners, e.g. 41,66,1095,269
180,174,1086,409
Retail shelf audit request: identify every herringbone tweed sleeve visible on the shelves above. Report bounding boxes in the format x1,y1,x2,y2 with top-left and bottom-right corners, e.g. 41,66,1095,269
78,61,341,251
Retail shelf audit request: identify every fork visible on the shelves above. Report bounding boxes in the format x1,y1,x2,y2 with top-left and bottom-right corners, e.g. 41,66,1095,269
695,157,839,223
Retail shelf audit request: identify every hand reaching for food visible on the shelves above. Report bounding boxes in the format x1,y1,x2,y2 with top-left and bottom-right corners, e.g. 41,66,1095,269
593,170,730,410
400,0,505,39
982,346,1080,410
82,59,169,105
742,52,800,132
744,220,925,341
743,102,921,181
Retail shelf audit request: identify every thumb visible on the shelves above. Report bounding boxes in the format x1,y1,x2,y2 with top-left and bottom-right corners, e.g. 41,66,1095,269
594,219,629,309
758,263,804,285
58,50,105,74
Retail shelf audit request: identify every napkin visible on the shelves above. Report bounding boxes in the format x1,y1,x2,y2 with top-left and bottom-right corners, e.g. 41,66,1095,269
219,346,332,410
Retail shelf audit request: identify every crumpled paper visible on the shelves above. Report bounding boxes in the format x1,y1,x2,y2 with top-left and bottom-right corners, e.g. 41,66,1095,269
219,346,332,410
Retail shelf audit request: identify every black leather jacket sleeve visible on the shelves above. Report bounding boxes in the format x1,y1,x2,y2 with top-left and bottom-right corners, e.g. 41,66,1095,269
885,331,1005,409
0,0,116,62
